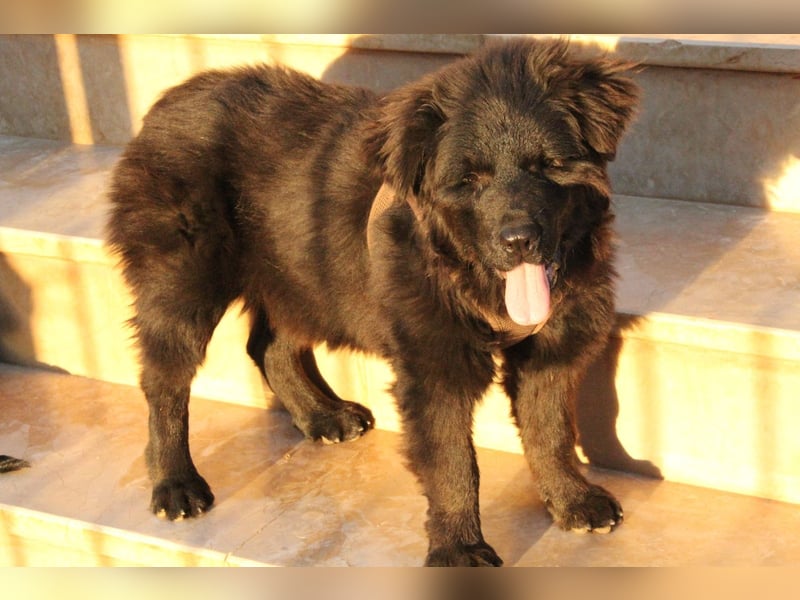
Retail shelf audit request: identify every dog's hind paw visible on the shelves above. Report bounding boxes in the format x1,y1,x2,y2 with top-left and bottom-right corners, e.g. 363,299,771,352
306,400,375,444
549,484,623,534
150,475,215,520
425,541,504,567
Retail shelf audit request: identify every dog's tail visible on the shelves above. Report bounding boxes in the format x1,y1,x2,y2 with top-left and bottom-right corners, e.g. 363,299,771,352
0,455,30,473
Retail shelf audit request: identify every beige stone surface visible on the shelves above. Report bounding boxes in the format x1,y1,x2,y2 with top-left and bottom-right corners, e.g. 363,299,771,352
2,364,800,567
0,136,119,239
614,195,800,333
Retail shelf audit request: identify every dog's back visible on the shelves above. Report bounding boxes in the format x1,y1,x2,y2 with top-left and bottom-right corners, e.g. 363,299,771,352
107,64,384,353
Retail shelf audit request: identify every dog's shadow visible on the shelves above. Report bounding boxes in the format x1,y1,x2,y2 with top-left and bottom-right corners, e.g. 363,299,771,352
575,317,663,480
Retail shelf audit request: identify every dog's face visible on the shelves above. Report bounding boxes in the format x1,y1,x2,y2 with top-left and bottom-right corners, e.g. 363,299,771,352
374,40,639,325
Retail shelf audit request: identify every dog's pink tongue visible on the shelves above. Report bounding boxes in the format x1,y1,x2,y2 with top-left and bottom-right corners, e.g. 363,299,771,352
504,263,551,326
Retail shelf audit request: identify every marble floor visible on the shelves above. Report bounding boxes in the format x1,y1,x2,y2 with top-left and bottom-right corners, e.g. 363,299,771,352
2,363,800,566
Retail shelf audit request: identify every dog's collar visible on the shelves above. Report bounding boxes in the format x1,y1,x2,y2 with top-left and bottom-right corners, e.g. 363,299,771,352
367,182,547,347
366,182,422,251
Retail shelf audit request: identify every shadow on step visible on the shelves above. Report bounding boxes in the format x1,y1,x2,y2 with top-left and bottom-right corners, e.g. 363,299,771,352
0,254,68,374
576,316,662,480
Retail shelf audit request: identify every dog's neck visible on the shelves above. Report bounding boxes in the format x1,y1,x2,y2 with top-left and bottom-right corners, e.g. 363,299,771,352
366,182,547,347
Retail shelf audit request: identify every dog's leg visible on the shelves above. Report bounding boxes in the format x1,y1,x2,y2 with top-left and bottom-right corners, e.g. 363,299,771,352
137,303,226,520
504,346,622,533
247,307,347,405
249,320,374,443
268,339,375,443
246,306,274,383
393,356,502,567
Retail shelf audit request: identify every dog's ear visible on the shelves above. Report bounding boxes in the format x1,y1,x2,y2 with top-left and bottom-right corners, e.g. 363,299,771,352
369,76,445,197
572,61,640,161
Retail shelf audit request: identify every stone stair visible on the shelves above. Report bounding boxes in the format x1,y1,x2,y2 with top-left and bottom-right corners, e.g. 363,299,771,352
3,363,800,566
1,34,799,566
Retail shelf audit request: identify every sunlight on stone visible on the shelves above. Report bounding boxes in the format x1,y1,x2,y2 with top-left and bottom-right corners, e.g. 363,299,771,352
567,35,621,52
764,155,800,212
54,34,94,145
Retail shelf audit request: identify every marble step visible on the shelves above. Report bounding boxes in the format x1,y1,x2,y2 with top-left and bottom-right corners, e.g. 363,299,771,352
1,134,799,506
0,34,799,210
2,363,800,567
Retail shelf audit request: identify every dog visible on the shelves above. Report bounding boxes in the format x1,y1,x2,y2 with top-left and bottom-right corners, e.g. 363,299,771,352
107,38,639,566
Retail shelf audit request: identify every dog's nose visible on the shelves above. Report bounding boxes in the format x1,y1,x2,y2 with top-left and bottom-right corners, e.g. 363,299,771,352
499,224,540,258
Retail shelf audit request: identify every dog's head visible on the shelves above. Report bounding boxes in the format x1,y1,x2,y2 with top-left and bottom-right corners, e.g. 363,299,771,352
371,38,639,326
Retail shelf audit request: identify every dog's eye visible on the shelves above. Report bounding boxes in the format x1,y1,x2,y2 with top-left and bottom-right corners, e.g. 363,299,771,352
463,172,479,184
462,172,480,186
526,157,567,175
459,168,493,189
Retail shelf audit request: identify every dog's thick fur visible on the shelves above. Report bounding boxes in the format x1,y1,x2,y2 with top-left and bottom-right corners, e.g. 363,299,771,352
107,38,638,566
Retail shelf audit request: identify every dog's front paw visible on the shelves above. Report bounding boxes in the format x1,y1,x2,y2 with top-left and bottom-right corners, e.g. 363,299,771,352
151,475,214,520
308,401,375,444
425,541,503,567
548,484,623,534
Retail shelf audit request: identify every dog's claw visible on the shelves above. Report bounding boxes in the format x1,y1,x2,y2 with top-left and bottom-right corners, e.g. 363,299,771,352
593,524,612,534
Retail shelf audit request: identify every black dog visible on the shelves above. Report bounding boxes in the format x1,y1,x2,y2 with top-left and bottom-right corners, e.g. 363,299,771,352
107,38,638,566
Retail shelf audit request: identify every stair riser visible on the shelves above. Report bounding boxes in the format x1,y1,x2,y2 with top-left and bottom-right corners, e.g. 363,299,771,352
1,35,799,210
611,65,800,211
0,35,458,146
577,334,800,504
